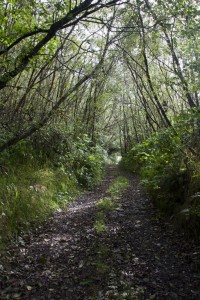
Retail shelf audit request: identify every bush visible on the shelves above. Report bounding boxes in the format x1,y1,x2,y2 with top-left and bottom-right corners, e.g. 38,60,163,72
0,120,115,248
0,130,107,248
31,127,107,188
120,109,200,238
65,135,107,189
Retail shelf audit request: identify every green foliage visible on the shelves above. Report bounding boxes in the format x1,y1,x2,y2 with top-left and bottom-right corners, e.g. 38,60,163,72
0,129,107,248
97,197,117,211
0,155,79,246
0,0,199,244
66,135,107,189
94,175,129,236
119,149,141,173
120,110,200,238
134,129,185,209
94,212,107,234
107,176,129,198
30,127,107,188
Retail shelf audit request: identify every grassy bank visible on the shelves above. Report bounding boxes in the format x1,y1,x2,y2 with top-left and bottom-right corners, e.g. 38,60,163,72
120,110,200,239
0,134,107,250
0,159,79,250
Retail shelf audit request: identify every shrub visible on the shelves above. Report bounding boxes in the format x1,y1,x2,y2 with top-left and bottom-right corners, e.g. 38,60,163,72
120,109,200,238
65,135,107,189
0,127,108,248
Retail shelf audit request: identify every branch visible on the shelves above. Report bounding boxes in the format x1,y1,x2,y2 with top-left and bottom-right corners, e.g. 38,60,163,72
0,30,110,152
0,0,120,91
0,29,49,56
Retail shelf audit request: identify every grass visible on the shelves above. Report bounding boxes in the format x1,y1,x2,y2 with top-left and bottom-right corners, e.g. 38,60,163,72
94,212,107,233
0,161,79,250
94,175,129,235
107,176,129,198
88,174,133,298
96,197,117,211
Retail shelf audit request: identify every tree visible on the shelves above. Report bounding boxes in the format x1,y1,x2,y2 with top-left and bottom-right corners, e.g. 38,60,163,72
0,2,123,151
0,0,199,154
0,0,121,90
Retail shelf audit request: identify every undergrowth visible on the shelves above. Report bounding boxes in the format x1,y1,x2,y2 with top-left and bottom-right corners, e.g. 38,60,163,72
0,129,107,250
120,109,200,239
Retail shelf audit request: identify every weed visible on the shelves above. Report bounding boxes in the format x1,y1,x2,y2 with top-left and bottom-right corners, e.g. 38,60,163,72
107,176,129,198
0,165,79,247
96,197,117,211
94,212,107,233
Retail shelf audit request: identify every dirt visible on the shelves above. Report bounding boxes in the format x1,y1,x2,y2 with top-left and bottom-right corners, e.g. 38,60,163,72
0,166,200,299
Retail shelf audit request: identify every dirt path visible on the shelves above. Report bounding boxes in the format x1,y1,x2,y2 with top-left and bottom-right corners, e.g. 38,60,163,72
0,166,200,299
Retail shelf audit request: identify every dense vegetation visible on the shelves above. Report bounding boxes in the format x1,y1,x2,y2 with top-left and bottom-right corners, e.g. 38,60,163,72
120,109,200,238
0,0,199,246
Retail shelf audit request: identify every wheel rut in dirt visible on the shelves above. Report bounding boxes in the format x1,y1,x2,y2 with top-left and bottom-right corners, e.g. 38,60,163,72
0,166,200,299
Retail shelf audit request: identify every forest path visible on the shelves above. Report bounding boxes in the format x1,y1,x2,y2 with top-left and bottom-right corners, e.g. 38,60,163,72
0,166,200,300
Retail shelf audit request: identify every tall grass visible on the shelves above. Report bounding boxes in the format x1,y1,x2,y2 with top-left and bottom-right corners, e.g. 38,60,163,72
0,130,109,250
0,160,79,248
